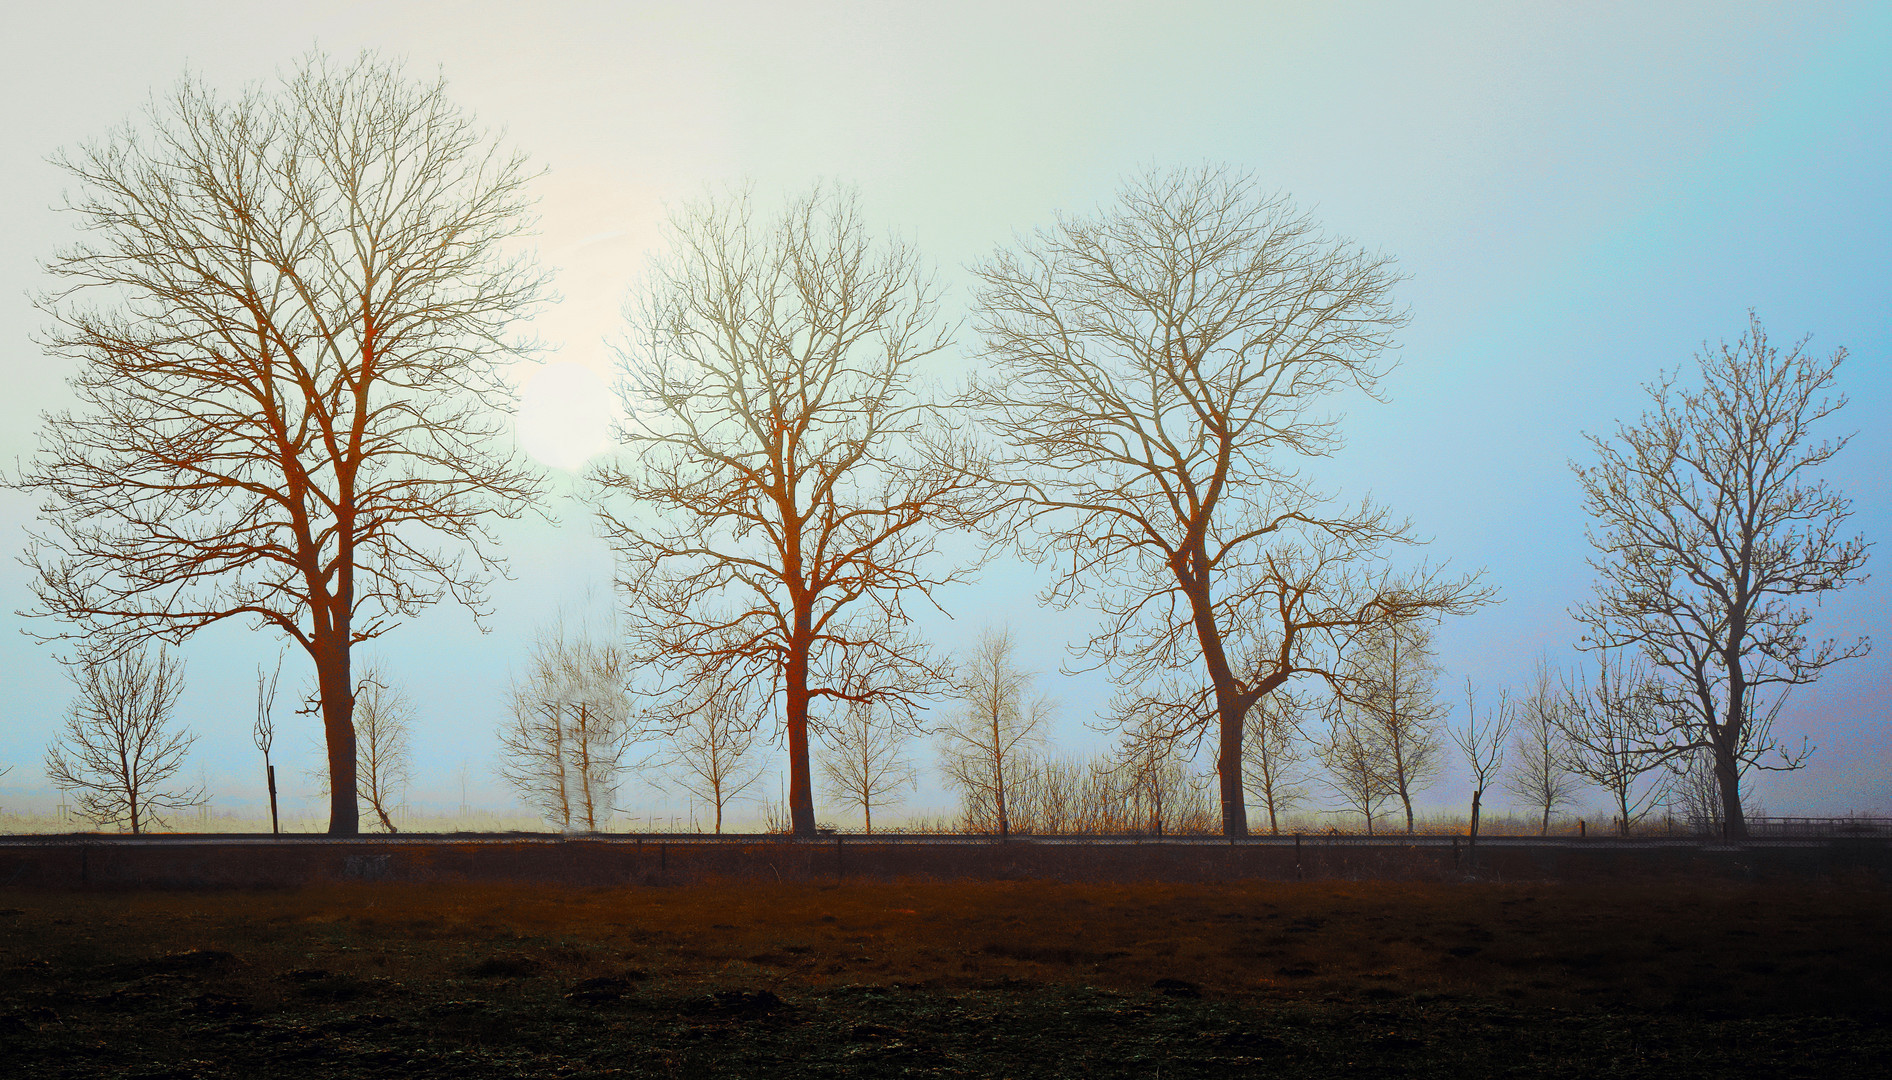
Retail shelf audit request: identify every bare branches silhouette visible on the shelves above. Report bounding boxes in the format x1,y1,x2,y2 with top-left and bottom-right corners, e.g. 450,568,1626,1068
44,648,200,834
1574,313,1871,837
968,163,1487,836
818,695,917,834
662,685,766,835
498,629,636,832
596,185,979,837
936,627,1052,839
1559,652,1672,836
16,52,550,834
1454,680,1513,846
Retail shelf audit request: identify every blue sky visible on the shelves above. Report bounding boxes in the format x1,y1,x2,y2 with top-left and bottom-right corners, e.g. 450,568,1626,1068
1,2,1886,824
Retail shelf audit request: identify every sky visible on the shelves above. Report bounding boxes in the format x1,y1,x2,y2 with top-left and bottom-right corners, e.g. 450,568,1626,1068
1,1,1887,827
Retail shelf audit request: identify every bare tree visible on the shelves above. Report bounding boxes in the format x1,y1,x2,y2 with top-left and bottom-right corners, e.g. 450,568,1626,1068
253,656,283,834
595,185,978,837
968,164,1486,837
1667,747,1738,836
350,666,413,834
1573,314,1870,838
498,629,636,832
936,627,1052,838
1317,696,1394,834
1560,651,1671,836
1242,690,1313,835
1503,662,1579,835
1010,756,1079,834
14,52,550,835
1110,722,1218,836
44,648,200,833
663,686,766,834
818,695,917,833
1453,679,1513,845
1341,618,1447,833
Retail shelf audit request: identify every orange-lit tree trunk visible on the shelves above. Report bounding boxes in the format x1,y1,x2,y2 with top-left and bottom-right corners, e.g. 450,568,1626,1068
783,609,818,837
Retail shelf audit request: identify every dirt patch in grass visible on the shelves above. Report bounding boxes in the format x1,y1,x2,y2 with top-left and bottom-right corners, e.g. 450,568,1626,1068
0,879,1887,1077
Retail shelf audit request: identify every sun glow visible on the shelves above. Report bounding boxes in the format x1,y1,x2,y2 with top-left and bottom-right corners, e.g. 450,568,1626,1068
515,361,617,471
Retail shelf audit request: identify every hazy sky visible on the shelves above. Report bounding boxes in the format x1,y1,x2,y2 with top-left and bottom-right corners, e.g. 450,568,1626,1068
2,1,1887,825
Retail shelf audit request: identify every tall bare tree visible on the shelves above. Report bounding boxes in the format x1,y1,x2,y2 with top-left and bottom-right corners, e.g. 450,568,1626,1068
15,52,550,835
498,629,635,832
350,665,413,834
1573,313,1870,838
1341,618,1447,833
1503,661,1579,836
936,627,1052,838
1454,680,1513,845
663,686,767,834
45,647,200,834
818,695,917,833
1317,693,1395,834
595,186,978,837
1560,651,1671,836
969,164,1486,837
1242,690,1313,835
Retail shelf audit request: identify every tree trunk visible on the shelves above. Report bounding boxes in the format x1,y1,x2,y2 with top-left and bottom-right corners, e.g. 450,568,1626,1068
1713,740,1747,840
577,704,596,832
317,636,360,836
1217,697,1251,839
1468,788,1481,846
1183,556,1251,839
1402,791,1416,834
785,638,817,838
994,738,1009,840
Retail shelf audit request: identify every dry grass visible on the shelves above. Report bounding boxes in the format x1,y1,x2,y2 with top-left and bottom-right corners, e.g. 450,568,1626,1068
1,878,1888,1077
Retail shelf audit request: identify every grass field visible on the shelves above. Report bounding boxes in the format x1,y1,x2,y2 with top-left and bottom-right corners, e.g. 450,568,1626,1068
1,878,1887,1077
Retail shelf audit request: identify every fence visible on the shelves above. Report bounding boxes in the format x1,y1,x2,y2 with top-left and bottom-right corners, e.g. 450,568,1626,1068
1745,816,1892,838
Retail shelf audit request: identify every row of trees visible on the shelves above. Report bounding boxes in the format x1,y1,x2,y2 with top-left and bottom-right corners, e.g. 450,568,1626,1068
14,53,1867,839
38,646,419,835
482,619,1745,838
25,621,1760,837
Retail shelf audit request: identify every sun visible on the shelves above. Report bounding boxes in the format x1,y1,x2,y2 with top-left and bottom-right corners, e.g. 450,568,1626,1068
514,361,618,471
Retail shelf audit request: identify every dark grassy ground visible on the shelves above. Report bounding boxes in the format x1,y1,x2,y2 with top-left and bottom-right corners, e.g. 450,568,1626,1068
1,878,1886,1078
